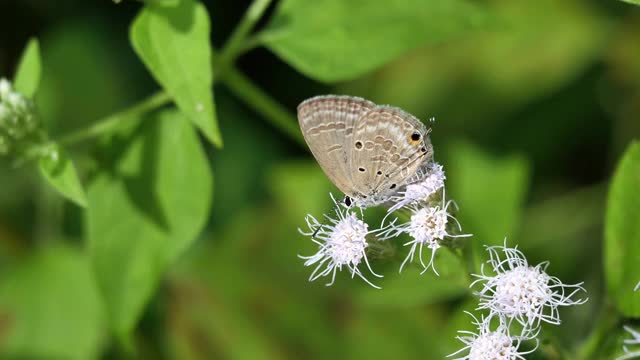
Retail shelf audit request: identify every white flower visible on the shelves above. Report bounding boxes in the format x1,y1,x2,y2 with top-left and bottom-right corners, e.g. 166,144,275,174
387,162,446,213
299,194,382,289
0,78,11,99
449,313,537,360
471,242,587,330
619,326,640,360
381,191,470,275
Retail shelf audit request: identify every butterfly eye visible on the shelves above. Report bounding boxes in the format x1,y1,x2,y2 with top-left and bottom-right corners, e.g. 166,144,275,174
344,196,352,207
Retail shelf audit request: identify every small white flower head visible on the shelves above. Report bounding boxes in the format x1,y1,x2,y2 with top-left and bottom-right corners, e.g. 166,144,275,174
299,194,383,289
0,80,43,157
387,162,446,213
449,313,537,360
0,78,12,99
471,242,587,330
381,191,470,275
619,326,640,360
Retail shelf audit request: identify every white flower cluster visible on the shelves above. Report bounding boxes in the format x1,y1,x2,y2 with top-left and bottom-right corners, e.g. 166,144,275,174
451,242,587,359
297,156,589,358
298,162,470,288
450,313,537,360
380,189,470,276
298,194,383,289
0,78,42,156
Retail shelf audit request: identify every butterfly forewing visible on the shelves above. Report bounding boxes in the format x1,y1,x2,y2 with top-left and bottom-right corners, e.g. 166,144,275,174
298,95,434,207
297,95,375,197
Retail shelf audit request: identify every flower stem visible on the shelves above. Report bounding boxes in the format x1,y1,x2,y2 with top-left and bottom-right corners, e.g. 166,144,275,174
219,66,304,147
217,0,273,71
56,91,171,146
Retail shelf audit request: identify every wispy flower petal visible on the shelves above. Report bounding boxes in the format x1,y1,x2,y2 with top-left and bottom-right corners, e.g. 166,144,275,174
299,194,383,288
471,242,587,330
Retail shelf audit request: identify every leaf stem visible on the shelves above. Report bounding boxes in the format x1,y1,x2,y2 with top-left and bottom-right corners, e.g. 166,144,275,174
56,91,171,146
219,66,304,146
237,35,263,57
217,0,273,70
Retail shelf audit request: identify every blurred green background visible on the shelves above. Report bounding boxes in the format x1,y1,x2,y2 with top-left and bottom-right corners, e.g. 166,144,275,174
0,0,639,359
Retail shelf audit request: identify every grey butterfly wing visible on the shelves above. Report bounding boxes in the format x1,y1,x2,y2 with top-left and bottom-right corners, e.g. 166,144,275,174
297,95,375,197
349,105,433,201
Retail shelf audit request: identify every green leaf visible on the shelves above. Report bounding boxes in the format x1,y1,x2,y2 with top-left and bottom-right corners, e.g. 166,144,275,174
338,0,611,135
13,38,41,98
259,0,489,83
353,249,468,307
36,21,149,134
87,109,213,337
0,246,105,359
446,142,529,248
144,0,181,6
605,141,640,317
210,93,288,226
130,0,222,147
620,0,640,5
38,145,88,207
519,184,605,276
345,308,446,359
169,235,294,360
268,161,336,219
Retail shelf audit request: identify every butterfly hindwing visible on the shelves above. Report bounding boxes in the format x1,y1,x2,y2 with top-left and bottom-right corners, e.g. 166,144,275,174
350,106,432,202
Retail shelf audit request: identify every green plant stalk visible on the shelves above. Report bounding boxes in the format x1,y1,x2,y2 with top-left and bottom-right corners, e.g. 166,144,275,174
55,68,304,150
236,35,262,58
217,0,273,71
56,91,171,146
220,66,305,147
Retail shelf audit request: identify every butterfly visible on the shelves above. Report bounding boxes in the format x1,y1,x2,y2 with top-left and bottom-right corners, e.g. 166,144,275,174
297,95,434,208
